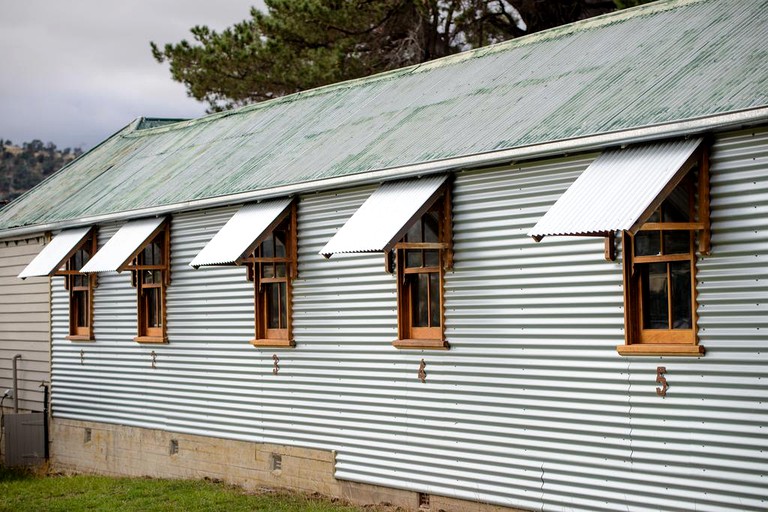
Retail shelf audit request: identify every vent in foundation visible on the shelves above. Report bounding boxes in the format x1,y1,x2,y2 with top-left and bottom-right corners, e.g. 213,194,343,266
169,439,179,455
83,428,92,444
271,453,282,471
418,492,430,509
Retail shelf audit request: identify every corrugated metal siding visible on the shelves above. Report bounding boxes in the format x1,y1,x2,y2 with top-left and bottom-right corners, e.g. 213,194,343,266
3,0,767,231
529,138,702,238
50,128,768,511
0,236,50,412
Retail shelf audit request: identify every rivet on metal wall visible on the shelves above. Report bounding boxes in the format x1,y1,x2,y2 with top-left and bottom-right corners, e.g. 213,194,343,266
80,349,85,365
418,359,427,383
151,351,157,369
656,366,668,397
272,354,280,375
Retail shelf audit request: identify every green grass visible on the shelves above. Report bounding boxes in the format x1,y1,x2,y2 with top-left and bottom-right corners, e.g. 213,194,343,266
0,467,366,512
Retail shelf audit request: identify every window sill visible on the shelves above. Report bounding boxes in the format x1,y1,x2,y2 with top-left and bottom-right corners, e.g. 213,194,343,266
66,335,95,342
392,339,450,350
616,344,704,356
250,338,295,348
134,336,168,344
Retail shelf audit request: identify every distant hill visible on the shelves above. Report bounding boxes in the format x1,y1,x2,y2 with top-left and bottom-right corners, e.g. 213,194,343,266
1,139,82,206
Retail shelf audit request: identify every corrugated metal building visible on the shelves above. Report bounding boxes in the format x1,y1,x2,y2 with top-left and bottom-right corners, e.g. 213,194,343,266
0,0,766,510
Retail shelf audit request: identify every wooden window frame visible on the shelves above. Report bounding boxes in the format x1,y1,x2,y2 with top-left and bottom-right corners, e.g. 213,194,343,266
618,148,709,356
127,221,170,344
57,229,98,342
392,186,453,350
245,202,297,348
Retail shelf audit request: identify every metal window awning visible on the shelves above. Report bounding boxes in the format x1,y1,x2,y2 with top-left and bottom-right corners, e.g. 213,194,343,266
18,226,93,279
190,198,293,268
320,175,448,258
528,138,702,241
80,217,166,273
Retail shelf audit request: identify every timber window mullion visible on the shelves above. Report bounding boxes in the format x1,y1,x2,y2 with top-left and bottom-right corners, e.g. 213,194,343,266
133,221,169,344
393,185,451,350
619,152,708,356
250,203,296,348
60,229,97,342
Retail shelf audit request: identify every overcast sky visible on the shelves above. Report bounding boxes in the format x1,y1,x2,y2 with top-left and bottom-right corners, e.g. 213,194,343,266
0,1,265,150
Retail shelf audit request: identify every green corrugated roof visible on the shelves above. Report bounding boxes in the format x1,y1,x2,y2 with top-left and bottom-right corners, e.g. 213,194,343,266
1,0,767,231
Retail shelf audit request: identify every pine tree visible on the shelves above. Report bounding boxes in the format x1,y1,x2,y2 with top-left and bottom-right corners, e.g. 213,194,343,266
151,0,649,112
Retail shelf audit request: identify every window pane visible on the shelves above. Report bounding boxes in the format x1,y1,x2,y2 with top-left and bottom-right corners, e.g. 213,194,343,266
406,250,422,268
663,231,690,254
429,272,441,327
642,263,669,330
274,231,286,258
142,270,155,284
634,232,660,256
261,235,274,258
267,283,281,329
147,288,161,328
662,182,691,222
152,241,163,265
74,290,88,328
405,219,422,243
670,261,692,329
424,250,439,267
275,263,287,278
279,282,287,329
81,248,91,266
412,274,429,327
647,210,660,223
423,212,440,243
142,245,155,266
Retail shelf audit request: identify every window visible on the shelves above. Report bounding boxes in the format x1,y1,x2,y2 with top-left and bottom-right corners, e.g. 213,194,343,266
619,150,709,356
18,226,98,340
130,222,170,343
527,139,709,357
320,175,453,349
190,199,296,348
246,204,297,347
60,230,97,341
393,188,452,349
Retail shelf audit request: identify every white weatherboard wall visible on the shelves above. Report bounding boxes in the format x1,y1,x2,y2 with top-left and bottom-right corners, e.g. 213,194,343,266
0,235,50,412
50,128,768,512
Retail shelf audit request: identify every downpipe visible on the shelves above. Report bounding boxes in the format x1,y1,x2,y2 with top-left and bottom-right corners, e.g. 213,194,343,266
40,381,49,460
12,354,21,413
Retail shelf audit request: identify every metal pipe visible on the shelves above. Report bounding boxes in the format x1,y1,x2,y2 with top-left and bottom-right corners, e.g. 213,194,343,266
1,107,767,241
12,354,21,413
40,381,49,459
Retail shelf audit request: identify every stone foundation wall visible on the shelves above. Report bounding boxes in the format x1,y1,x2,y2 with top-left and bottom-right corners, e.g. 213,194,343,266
51,418,527,512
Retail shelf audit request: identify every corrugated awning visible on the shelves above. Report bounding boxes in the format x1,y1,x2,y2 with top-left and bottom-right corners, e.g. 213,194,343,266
528,138,702,241
190,198,293,268
80,217,166,273
18,226,93,279
320,175,447,258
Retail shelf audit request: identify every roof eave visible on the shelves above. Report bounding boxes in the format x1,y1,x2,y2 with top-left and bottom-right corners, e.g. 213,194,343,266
2,106,767,240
